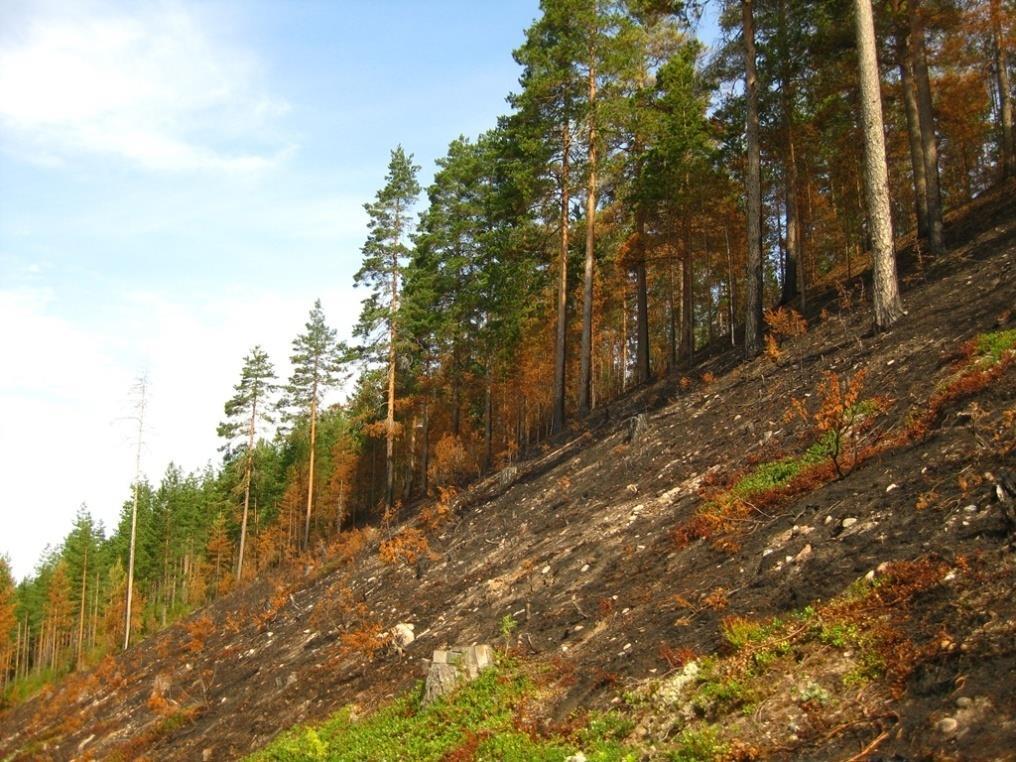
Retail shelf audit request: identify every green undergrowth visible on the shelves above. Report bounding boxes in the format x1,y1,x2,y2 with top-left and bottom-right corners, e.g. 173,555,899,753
247,658,638,762
730,399,882,499
630,564,951,758
974,328,1016,366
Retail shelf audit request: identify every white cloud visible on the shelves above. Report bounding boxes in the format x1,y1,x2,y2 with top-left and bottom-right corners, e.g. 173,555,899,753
0,1,293,172
0,283,361,580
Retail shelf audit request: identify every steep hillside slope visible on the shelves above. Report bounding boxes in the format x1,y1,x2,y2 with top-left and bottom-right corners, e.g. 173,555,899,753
1,189,1014,761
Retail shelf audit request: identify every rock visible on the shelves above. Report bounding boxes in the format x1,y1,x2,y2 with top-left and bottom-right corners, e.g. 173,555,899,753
626,483,639,495
657,661,700,705
391,623,416,648
565,753,588,762
886,483,899,492
794,544,813,563
956,696,973,708
202,749,214,761
936,717,958,735
423,645,494,704
841,517,858,529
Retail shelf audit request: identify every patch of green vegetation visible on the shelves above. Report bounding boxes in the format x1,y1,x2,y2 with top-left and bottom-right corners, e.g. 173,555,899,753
975,328,1016,365
721,616,785,650
247,660,640,762
692,676,758,717
818,622,863,649
669,725,728,762
729,397,886,499
1,667,68,707
843,649,885,687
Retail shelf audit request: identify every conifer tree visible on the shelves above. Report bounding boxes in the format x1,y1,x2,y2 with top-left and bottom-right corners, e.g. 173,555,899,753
282,301,347,550
855,0,905,329
513,1,584,432
742,0,764,357
218,346,276,580
354,146,421,508
0,556,14,691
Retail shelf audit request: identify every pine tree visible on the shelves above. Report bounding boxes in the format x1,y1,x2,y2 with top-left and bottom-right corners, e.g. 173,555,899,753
512,1,585,432
742,0,764,357
354,146,421,508
0,556,15,691
281,301,347,550
854,0,904,329
218,346,276,580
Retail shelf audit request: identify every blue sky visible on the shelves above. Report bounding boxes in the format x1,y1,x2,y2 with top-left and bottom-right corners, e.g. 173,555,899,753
0,1,721,580
0,0,546,580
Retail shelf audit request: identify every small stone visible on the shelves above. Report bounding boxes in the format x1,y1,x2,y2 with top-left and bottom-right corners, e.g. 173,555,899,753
824,515,833,525
886,483,899,492
203,749,213,761
794,544,813,563
956,696,973,708
541,565,551,575
841,517,858,529
391,623,416,648
962,504,977,513
565,753,588,762
936,717,958,735
626,484,639,495
580,564,590,573
623,643,632,650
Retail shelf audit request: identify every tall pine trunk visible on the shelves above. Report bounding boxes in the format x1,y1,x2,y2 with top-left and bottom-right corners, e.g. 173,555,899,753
552,120,571,434
304,390,317,550
579,65,597,417
855,0,905,329
908,0,944,255
236,401,256,580
634,207,650,385
742,0,764,357
992,0,1015,177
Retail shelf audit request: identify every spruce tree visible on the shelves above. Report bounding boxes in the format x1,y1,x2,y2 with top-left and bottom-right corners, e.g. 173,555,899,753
218,346,276,580
281,301,347,549
354,146,421,508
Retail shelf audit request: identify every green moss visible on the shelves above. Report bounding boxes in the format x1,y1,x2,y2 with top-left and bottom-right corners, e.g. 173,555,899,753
669,726,728,762
975,328,1016,364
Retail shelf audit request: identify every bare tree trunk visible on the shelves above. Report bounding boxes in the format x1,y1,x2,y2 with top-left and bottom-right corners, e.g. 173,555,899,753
724,227,736,347
620,280,629,393
483,373,493,472
778,0,803,308
634,205,650,383
421,396,430,496
236,400,256,580
856,0,905,329
304,391,317,549
681,252,694,363
553,121,571,433
77,543,87,668
992,0,1015,177
896,19,930,237
909,0,944,254
743,0,764,357
579,66,597,417
385,263,398,508
667,260,678,370
124,377,146,650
